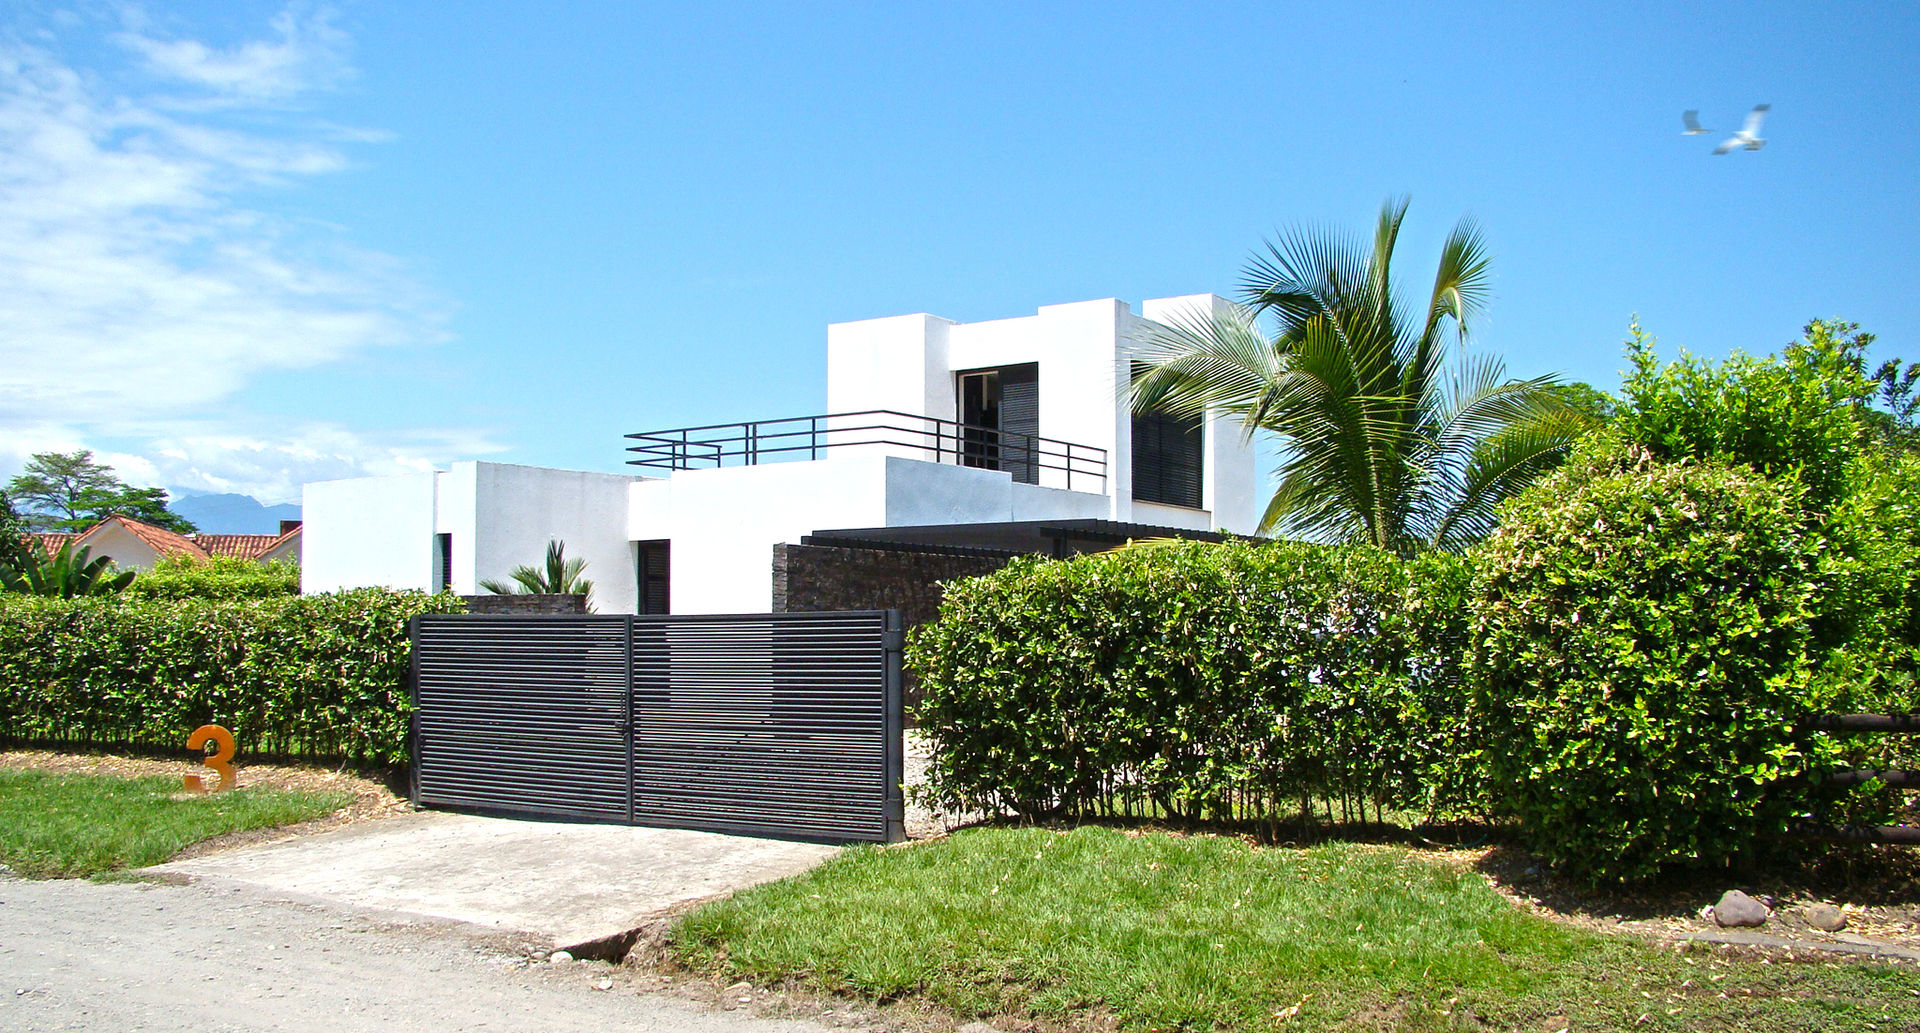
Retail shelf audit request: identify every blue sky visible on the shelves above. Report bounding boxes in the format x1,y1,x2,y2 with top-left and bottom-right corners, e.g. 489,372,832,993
2,1,1916,504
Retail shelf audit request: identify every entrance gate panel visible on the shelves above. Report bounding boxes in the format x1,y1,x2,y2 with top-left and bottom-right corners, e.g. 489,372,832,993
412,615,632,822
410,610,903,843
631,612,897,842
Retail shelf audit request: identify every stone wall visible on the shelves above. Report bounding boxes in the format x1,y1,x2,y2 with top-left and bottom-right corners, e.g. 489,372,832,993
771,542,1013,628
773,542,1016,719
457,593,589,615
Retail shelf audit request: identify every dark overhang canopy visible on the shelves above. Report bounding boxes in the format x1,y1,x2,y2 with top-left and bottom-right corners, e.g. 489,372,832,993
801,518,1235,559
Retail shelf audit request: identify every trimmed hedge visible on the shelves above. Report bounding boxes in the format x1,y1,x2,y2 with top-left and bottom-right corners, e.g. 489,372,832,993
0,589,464,767
1466,449,1855,884
909,540,1477,828
123,555,301,601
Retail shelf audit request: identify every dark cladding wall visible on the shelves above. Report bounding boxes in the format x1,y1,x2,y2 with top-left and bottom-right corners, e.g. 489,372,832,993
772,543,1012,631
458,593,589,615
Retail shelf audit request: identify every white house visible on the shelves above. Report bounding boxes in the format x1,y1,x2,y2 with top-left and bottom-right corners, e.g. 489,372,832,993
301,295,1260,614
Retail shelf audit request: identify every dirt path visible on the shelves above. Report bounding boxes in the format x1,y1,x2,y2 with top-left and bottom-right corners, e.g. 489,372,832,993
0,872,860,1033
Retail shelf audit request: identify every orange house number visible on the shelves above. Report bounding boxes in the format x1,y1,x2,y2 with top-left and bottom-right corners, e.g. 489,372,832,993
183,725,237,793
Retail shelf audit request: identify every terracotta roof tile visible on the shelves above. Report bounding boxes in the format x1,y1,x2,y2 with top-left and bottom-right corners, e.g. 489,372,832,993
193,533,284,560
77,516,209,562
27,532,77,557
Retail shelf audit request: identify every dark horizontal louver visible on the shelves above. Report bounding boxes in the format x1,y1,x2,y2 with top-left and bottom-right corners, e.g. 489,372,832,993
998,364,1039,485
1131,409,1204,509
410,610,903,843
413,616,632,822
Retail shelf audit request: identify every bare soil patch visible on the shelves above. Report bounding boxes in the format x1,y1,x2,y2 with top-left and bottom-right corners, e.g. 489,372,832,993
0,748,409,861
1468,841,1920,955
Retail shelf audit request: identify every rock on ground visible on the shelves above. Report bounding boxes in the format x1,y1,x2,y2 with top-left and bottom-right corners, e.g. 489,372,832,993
1713,889,1771,928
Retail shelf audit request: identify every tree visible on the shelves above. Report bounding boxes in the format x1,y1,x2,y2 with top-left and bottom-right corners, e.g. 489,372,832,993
1130,198,1591,553
6,450,196,534
479,540,596,611
1869,356,1919,451
0,490,30,577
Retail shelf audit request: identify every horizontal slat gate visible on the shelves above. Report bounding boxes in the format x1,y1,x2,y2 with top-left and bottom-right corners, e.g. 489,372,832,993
413,615,632,821
410,610,903,843
631,611,895,842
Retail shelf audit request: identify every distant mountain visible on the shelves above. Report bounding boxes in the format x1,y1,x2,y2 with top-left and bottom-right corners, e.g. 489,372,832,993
168,493,302,535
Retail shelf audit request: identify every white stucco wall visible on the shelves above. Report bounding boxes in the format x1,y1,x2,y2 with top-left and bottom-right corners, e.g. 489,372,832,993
662,455,890,614
301,472,437,594
74,522,162,571
454,462,645,614
826,294,1260,534
656,453,1114,614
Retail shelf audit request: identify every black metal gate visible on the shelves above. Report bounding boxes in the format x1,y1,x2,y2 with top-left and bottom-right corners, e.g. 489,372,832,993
410,610,904,843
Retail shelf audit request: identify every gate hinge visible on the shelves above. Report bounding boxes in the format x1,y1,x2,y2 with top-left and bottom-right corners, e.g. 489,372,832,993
882,630,906,651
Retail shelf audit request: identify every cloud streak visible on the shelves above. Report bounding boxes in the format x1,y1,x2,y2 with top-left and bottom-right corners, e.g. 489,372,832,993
0,6,491,501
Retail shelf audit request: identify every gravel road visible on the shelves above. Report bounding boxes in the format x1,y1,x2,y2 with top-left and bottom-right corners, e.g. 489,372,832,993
0,872,842,1033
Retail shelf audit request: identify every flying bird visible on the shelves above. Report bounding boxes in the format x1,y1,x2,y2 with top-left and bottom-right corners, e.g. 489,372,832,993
1713,104,1771,154
1681,110,1711,135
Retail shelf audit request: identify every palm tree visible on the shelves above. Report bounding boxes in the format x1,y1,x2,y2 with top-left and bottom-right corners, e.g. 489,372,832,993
0,541,135,597
479,540,596,610
1130,197,1591,553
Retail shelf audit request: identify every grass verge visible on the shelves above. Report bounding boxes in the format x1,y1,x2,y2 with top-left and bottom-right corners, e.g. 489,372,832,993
0,768,353,879
673,826,1920,1032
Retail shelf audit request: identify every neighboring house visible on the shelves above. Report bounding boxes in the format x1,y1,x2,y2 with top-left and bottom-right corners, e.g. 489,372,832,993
301,295,1259,615
19,517,302,572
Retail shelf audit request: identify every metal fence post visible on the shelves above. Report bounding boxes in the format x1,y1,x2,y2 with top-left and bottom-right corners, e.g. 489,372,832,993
882,609,907,844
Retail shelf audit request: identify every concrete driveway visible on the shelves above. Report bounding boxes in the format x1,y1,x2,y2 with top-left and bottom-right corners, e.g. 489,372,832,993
150,810,841,954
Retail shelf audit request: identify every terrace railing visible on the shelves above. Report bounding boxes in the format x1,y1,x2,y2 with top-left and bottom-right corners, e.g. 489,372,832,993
625,409,1107,493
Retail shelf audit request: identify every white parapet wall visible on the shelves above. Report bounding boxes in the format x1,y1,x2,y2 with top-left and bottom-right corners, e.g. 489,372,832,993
302,462,647,613
628,453,1110,614
301,471,438,594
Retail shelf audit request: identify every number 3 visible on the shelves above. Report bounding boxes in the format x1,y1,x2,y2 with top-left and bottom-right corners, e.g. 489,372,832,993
184,725,236,793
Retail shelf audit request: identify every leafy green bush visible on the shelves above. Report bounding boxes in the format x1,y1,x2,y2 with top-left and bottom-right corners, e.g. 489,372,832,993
909,540,1478,827
1467,449,1851,884
0,589,463,766
124,555,300,600
1616,319,1879,510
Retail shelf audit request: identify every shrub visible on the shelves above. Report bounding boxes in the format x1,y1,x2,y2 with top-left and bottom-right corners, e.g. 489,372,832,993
909,540,1478,827
1467,449,1846,884
0,588,463,767
124,555,300,601
1616,319,1879,511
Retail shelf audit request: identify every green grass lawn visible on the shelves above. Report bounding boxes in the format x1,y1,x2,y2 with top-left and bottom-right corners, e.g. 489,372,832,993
0,768,354,879
673,826,1920,1033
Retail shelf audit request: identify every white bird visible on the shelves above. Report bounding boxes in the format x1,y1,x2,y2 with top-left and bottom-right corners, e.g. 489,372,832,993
1681,110,1711,135
1713,104,1771,154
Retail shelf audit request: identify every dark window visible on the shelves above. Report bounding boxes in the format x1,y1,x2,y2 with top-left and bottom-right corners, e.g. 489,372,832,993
435,533,452,592
956,363,1039,484
1131,387,1204,509
636,540,670,614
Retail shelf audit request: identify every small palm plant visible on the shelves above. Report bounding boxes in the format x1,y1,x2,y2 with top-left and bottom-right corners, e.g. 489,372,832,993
0,541,135,597
479,540,596,611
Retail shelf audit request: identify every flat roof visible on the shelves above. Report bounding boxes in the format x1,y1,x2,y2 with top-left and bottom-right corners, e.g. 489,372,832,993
802,518,1233,558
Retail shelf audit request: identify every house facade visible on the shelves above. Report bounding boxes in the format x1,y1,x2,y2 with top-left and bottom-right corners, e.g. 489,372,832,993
301,295,1259,614
30,516,301,571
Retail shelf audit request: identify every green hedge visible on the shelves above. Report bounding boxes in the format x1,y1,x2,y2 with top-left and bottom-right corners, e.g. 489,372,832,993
1466,449,1863,884
123,555,301,601
909,540,1477,827
0,589,464,767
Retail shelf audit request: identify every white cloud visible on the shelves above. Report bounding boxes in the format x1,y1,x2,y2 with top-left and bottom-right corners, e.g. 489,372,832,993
0,6,468,504
115,5,352,102
2,419,507,506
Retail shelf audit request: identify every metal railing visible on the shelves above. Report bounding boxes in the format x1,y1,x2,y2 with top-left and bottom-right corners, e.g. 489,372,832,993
624,409,1108,493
